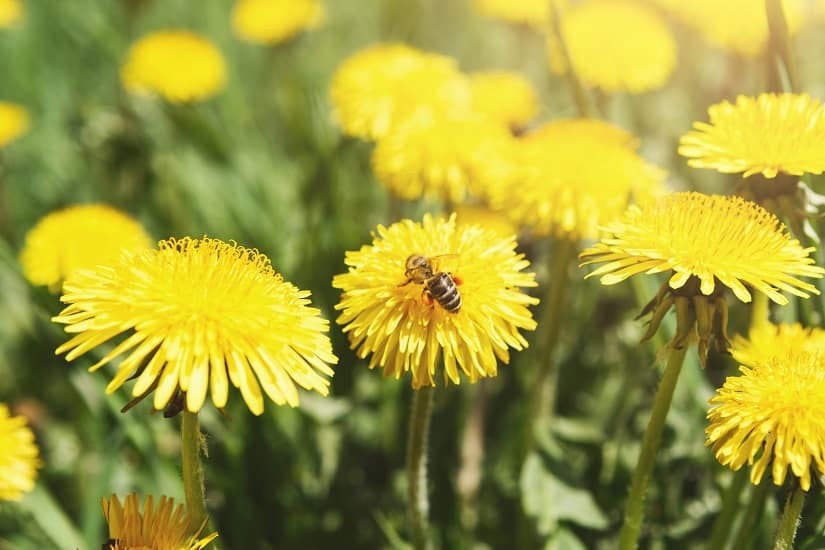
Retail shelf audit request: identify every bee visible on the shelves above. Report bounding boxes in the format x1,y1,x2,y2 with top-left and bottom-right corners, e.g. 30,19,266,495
400,253,462,313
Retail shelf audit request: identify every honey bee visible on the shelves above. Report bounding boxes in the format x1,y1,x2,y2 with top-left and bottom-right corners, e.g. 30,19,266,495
400,253,462,313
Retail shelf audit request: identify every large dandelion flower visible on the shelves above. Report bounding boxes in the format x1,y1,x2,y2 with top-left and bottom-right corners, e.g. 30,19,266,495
549,0,676,94
679,93,825,179
731,322,825,367
102,493,217,550
329,43,472,141
121,30,227,103
706,348,825,491
231,0,323,45
0,0,22,28
19,204,153,292
53,237,337,415
0,101,28,148
333,214,538,388
0,404,40,501
470,71,539,130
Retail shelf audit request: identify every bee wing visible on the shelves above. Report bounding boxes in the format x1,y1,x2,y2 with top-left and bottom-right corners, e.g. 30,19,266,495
430,253,461,274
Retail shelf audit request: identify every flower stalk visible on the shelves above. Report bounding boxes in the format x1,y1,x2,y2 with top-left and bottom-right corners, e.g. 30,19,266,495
407,386,435,550
181,411,208,532
773,484,804,550
547,0,592,117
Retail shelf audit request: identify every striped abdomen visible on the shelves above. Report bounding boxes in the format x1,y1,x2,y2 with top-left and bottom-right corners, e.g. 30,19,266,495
426,272,462,313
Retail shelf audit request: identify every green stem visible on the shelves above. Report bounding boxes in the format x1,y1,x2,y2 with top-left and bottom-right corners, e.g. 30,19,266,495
731,477,770,550
765,0,798,93
773,485,805,550
618,344,689,550
407,386,435,550
548,0,592,118
708,468,750,550
181,410,208,531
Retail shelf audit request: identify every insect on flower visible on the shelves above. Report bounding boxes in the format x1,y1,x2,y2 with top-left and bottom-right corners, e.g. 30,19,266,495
400,253,463,313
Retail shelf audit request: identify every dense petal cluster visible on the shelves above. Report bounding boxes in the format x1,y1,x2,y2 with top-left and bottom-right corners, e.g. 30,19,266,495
53,237,337,415
0,101,28,148
580,192,825,304
19,204,153,292
0,0,22,28
102,494,217,550
333,214,538,388
472,0,559,28
549,0,676,93
231,0,323,45
679,93,825,178
470,71,539,129
121,30,227,103
0,404,40,501
706,349,825,491
731,322,825,367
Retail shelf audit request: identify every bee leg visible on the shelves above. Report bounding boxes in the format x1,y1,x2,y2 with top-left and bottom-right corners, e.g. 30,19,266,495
422,289,435,307
398,277,414,287
452,273,463,286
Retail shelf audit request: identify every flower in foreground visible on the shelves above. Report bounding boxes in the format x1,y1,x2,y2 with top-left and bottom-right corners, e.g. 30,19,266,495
0,404,40,501
469,71,539,130
53,237,337,415
333,214,538,388
706,348,825,491
0,101,28,148
102,493,217,550
121,30,227,103
19,204,153,292
0,0,22,28
231,0,324,45
679,93,825,179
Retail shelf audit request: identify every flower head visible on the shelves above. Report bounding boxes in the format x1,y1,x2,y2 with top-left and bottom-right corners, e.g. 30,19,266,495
333,214,538,388
231,0,323,45
454,203,519,240
549,0,676,94
19,204,153,292
121,30,227,103
0,404,40,501
679,93,825,179
53,237,337,416
102,493,217,550
706,348,825,491
0,101,28,148
473,0,565,27
580,192,825,305
0,0,22,28
329,43,472,140
731,322,825,367
470,71,539,130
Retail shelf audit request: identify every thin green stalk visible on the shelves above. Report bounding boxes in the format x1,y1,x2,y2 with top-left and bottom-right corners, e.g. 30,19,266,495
548,0,592,118
765,0,798,93
181,410,208,531
731,478,770,550
708,468,750,550
407,386,435,550
773,485,805,550
618,344,689,550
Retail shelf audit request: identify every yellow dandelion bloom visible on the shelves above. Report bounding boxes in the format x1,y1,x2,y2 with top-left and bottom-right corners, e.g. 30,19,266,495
0,0,22,28
580,192,825,305
454,203,519,240
473,0,566,27
731,322,825,367
231,0,323,45
0,404,40,501
121,30,227,103
470,71,539,129
549,0,676,94
679,93,825,179
487,118,665,239
52,237,337,416
329,43,472,141
706,349,825,491
333,214,538,388
371,116,516,204
19,204,153,292
0,101,28,148
102,493,217,550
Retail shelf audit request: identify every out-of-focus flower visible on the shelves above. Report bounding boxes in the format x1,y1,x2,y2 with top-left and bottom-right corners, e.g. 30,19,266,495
454,203,519,240
0,404,40,501
731,322,825,367
473,0,566,28
121,30,227,103
469,71,539,130
333,214,538,388
679,93,825,179
19,204,153,292
231,0,324,45
0,0,22,28
0,101,28,148
53,237,337,416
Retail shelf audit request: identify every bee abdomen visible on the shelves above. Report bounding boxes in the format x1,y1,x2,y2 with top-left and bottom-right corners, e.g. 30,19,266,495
428,272,462,313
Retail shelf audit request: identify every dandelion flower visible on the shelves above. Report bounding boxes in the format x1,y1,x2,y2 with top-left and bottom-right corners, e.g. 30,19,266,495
333,214,538,388
0,0,22,28
19,204,153,292
679,93,825,179
473,0,564,27
0,404,40,501
486,118,665,239
121,30,227,103
232,0,324,45
580,192,825,305
0,101,28,148
470,71,539,130
454,203,519,240
706,349,825,491
102,493,217,550
53,237,337,415
549,0,677,94
329,43,472,140
731,322,825,367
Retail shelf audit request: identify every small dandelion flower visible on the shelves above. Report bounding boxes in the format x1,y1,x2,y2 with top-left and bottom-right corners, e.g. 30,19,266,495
231,0,324,46
549,0,677,94
329,43,472,141
706,349,825,491
0,101,28,148
333,214,538,388
0,0,22,28
470,71,539,130
19,204,153,293
102,493,217,550
0,404,40,501
731,322,825,367
679,93,825,179
473,0,565,27
52,237,337,416
121,30,227,103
